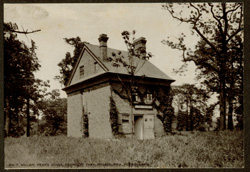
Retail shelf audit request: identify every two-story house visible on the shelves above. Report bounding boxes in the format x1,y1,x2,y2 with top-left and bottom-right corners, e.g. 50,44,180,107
63,34,175,139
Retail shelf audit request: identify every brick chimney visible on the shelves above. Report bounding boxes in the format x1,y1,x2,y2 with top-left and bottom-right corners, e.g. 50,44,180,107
133,37,147,58
98,34,109,61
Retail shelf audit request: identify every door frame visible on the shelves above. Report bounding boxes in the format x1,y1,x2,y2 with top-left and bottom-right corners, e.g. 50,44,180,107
134,114,144,139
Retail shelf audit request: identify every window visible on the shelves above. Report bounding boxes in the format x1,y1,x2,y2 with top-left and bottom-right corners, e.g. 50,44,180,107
94,61,98,73
80,65,84,76
147,93,153,101
145,89,153,104
122,114,129,123
132,92,140,103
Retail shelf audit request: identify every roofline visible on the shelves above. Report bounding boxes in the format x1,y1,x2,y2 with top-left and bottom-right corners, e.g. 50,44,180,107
63,72,175,94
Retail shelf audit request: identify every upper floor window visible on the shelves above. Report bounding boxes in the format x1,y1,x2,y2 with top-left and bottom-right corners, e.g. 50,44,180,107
132,92,140,104
145,89,153,104
147,93,153,101
80,65,84,76
94,61,98,73
132,86,140,104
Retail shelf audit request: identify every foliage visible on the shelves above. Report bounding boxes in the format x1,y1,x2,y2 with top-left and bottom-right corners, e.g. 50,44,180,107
55,37,89,86
108,31,152,74
162,3,243,130
107,31,153,104
37,90,67,136
4,22,47,137
176,111,187,131
107,30,154,135
82,108,89,137
173,84,210,131
5,131,243,168
161,88,175,133
109,97,119,136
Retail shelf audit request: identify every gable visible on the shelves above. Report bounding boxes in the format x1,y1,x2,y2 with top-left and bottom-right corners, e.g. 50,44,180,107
85,44,175,81
65,42,174,89
69,47,106,86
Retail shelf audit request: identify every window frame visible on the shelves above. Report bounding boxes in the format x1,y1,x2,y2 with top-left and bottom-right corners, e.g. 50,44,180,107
80,65,84,76
121,113,130,123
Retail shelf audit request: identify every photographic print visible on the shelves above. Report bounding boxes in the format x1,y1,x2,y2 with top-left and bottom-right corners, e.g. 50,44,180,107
4,2,244,169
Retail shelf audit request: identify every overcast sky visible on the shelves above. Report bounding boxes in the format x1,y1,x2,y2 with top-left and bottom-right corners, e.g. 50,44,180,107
4,3,200,97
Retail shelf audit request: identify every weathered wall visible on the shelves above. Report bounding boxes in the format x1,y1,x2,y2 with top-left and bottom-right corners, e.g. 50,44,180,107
83,82,112,139
71,49,104,85
110,82,166,138
67,91,83,137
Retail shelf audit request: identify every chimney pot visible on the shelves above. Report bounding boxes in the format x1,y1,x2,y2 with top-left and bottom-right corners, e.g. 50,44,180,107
98,34,109,61
133,37,147,58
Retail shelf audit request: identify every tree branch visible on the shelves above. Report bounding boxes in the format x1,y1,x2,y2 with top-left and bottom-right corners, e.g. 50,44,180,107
208,3,224,35
9,29,41,34
226,4,241,14
193,26,220,56
226,6,243,43
226,27,243,43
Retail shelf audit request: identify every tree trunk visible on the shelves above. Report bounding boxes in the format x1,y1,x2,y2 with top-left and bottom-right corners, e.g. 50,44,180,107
228,98,234,130
5,97,10,137
26,96,30,137
15,97,19,128
190,107,193,131
219,76,226,130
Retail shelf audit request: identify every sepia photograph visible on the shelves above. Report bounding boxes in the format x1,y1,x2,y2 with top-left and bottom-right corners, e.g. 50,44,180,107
3,2,244,169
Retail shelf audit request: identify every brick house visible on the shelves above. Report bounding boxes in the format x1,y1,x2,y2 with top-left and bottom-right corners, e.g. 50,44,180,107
63,34,175,139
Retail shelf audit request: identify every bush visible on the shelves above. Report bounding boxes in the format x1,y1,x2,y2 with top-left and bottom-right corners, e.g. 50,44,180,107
196,125,206,132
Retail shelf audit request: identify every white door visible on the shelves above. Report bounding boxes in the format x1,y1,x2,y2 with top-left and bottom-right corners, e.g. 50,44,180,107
134,115,143,140
143,114,154,139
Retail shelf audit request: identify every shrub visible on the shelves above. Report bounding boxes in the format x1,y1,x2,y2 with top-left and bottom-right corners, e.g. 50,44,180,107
109,97,119,136
196,125,206,132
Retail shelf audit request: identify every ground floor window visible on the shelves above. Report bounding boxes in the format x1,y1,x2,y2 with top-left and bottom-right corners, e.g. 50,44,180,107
122,113,129,123
118,113,131,134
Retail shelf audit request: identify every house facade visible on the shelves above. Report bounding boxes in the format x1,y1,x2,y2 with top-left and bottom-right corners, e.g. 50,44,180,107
63,34,175,139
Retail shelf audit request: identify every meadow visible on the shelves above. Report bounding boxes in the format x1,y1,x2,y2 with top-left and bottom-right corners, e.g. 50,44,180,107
4,131,243,169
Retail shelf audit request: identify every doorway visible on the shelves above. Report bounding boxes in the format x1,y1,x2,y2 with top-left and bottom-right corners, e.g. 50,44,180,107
134,115,143,140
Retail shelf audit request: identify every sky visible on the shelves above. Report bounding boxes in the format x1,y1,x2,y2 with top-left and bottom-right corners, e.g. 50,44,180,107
4,3,201,98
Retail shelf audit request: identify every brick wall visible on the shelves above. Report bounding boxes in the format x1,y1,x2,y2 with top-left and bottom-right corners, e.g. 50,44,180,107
67,91,83,137
110,82,165,138
83,82,112,139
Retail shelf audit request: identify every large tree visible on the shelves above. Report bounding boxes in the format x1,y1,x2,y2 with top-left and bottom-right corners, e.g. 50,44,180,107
4,22,44,137
173,84,211,131
162,3,243,130
37,89,67,136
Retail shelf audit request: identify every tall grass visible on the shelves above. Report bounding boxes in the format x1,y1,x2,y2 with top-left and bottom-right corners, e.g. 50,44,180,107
5,131,243,168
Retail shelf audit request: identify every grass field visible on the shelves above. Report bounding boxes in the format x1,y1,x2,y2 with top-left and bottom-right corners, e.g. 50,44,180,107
4,131,243,169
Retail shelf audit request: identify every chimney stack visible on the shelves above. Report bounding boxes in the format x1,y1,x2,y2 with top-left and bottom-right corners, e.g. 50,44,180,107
133,37,147,58
98,34,109,61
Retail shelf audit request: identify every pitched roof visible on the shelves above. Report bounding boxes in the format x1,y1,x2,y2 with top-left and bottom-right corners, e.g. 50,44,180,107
66,42,175,88
85,43,174,79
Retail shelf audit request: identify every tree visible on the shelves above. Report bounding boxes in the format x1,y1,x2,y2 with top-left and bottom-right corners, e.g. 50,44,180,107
162,3,243,130
4,22,43,137
173,84,210,131
55,37,90,86
37,90,67,136
4,22,41,34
